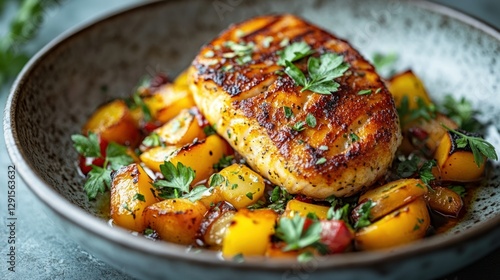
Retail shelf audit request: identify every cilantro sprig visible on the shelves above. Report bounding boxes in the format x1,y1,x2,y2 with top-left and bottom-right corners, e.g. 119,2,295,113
396,155,437,185
443,125,498,167
71,132,134,200
278,42,350,95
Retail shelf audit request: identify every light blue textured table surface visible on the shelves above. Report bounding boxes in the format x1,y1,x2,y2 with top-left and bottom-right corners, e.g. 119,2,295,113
1,1,499,279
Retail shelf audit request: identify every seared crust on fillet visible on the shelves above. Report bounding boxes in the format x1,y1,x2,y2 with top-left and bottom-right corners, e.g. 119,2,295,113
188,14,401,198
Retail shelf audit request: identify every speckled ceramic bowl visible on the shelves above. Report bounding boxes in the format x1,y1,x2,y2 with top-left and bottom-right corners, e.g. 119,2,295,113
4,0,500,279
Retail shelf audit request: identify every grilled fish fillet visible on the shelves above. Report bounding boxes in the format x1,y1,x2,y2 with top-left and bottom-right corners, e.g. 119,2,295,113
188,14,401,198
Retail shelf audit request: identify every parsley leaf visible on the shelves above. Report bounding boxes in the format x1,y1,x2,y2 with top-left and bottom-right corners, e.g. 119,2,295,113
371,52,398,74
443,125,498,167
440,95,483,132
277,41,315,66
184,185,213,202
268,186,293,213
283,51,349,95
291,121,306,132
106,143,134,170
74,137,133,200
128,90,152,122
315,157,326,165
327,203,351,225
283,106,294,119
223,41,255,65
142,132,163,148
84,166,112,200
153,161,195,198
358,89,372,95
209,173,226,187
71,132,101,158
397,96,437,127
203,125,217,136
353,200,374,229
449,185,467,197
275,215,322,251
213,155,234,172
305,113,317,128
419,159,436,185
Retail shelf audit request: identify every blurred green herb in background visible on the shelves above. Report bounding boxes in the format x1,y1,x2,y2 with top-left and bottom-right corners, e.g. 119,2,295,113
0,0,62,86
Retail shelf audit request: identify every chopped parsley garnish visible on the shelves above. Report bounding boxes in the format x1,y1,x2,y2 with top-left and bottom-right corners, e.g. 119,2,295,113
213,155,235,171
129,89,152,122
245,192,254,200
153,161,195,199
275,215,322,251
291,121,306,132
358,89,372,95
353,200,374,229
283,52,349,95
397,96,437,126
349,132,360,142
371,52,398,75
315,157,327,165
71,132,101,157
262,36,274,48
72,133,134,200
305,113,317,128
396,155,436,186
277,41,315,66
439,95,483,132
318,145,329,151
203,125,217,136
209,173,226,187
283,106,294,119
184,185,213,202
268,186,293,213
141,132,163,148
443,125,498,167
449,185,467,197
133,193,146,202
223,40,255,65
327,203,351,225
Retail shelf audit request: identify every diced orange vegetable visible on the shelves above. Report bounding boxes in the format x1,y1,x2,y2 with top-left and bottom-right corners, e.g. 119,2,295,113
110,163,158,232
143,198,207,245
216,164,265,209
283,199,330,220
83,99,140,146
153,109,204,146
222,209,278,257
433,131,485,182
388,70,432,110
424,186,463,218
358,178,428,221
355,197,430,251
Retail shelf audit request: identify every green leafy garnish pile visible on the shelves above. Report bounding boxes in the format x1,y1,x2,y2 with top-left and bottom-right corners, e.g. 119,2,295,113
71,132,133,199
278,41,350,95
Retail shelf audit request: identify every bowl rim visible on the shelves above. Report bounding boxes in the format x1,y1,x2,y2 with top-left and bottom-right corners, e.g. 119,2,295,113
3,0,500,272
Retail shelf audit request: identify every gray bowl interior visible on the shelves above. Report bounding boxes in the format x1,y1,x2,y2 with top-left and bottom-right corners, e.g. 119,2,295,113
5,0,500,279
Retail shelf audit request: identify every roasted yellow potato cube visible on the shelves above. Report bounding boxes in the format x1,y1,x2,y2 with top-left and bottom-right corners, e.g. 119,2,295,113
139,146,179,173
110,163,158,232
283,199,330,220
171,135,231,185
143,83,195,124
197,186,225,209
355,197,430,251
216,164,265,209
222,209,278,257
434,131,485,182
153,109,204,146
388,70,432,110
358,178,428,221
143,198,207,245
83,99,140,146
